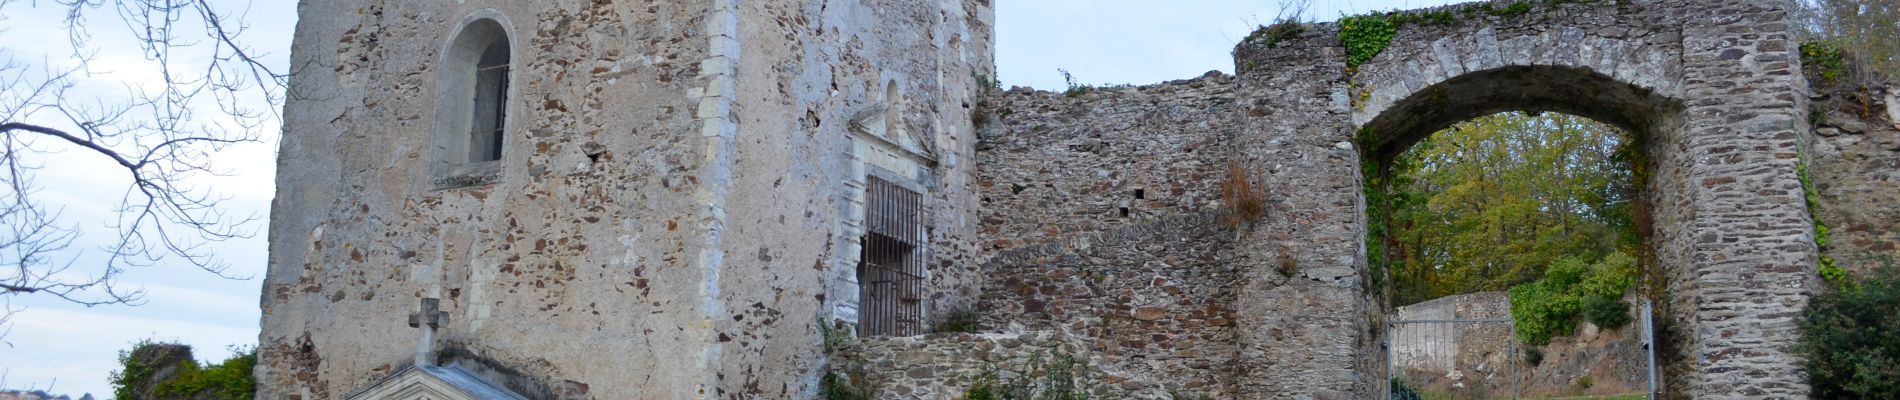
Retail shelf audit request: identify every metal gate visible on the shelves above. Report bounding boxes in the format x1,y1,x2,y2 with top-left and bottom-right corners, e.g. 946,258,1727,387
856,177,927,337
1383,300,1659,399
1386,318,1519,399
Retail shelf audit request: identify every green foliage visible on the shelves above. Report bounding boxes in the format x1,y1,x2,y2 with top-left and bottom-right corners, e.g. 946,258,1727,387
1249,20,1305,49
1510,279,1581,345
1358,128,1394,293
158,349,257,400
1582,295,1633,330
1059,69,1090,97
1578,251,1636,298
1798,159,1851,288
1056,69,1129,98
1509,252,1637,345
1460,1,1542,18
110,341,256,400
1796,0,1899,81
821,370,873,400
1390,378,1424,400
1800,42,1849,84
1523,347,1545,366
1339,13,1397,68
965,350,1091,400
1800,263,1900,398
1384,113,1639,305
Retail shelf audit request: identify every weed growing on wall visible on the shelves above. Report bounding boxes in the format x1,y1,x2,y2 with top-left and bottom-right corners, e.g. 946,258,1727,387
1339,13,1397,69
1799,159,1850,288
1218,159,1271,227
1800,42,1848,84
965,350,1091,400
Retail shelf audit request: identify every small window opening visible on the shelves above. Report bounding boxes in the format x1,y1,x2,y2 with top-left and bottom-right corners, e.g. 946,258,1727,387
858,177,926,337
470,40,510,162
1119,207,1131,218
1134,188,1146,200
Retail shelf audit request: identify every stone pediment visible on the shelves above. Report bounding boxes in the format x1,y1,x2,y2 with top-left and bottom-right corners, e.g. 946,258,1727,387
346,365,527,400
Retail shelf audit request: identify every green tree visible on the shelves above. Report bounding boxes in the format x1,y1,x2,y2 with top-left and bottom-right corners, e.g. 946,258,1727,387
1797,0,1898,80
1385,112,1637,305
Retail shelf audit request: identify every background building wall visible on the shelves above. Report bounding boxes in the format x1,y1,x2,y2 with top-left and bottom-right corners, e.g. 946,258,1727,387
260,1,720,398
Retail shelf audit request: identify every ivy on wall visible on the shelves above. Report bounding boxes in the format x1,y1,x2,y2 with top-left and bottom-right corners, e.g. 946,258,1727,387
1799,159,1850,288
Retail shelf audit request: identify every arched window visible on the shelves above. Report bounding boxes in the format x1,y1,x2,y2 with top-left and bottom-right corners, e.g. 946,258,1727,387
431,14,512,188
470,39,509,162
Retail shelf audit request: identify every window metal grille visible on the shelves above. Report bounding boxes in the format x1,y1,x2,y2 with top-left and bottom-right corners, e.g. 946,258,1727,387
858,177,926,337
471,41,509,163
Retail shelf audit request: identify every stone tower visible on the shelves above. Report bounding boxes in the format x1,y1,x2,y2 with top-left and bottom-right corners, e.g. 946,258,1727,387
258,0,995,398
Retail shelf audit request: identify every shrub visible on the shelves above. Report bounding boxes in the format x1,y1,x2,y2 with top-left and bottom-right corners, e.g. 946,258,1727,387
1523,347,1544,366
1582,295,1632,330
109,341,256,400
1800,264,1900,398
1389,377,1423,400
1510,251,1640,345
820,370,872,400
1509,280,1580,345
965,350,1090,400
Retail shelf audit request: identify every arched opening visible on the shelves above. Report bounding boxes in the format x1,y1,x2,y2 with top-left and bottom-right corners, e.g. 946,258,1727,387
470,38,510,163
431,14,514,188
1362,65,1685,399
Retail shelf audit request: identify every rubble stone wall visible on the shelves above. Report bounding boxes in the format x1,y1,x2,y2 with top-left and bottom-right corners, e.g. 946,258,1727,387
975,74,1241,254
976,213,1242,398
1809,79,1900,275
260,2,721,398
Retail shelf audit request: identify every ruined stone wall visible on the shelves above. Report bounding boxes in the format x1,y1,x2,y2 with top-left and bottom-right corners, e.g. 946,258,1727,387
260,1,719,398
966,74,1245,398
712,0,995,397
976,213,1241,398
975,74,1240,253
830,332,1098,400
1229,21,1377,400
1809,79,1900,274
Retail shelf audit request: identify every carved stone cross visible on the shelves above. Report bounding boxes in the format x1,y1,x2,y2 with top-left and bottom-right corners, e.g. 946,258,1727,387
408,297,449,366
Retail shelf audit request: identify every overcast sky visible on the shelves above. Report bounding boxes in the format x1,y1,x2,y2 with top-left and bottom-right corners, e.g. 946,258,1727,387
0,0,1456,397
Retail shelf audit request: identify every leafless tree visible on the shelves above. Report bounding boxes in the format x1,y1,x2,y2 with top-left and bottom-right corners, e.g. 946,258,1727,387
0,0,284,317
1797,0,1899,80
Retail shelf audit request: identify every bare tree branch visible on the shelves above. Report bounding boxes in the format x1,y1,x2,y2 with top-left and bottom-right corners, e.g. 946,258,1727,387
0,0,285,321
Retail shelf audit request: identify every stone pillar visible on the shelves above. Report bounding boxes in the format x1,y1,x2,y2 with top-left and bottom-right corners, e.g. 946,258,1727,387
1229,26,1378,399
1664,0,1817,397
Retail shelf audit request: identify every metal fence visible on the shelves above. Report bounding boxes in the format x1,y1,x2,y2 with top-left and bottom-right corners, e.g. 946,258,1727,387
1384,300,1659,399
1386,318,1519,399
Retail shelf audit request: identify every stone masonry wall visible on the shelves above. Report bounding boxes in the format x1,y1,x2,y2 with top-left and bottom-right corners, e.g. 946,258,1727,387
976,73,1240,253
1226,0,1821,397
1809,78,1900,274
830,332,1101,400
714,0,994,397
260,2,719,398
969,73,1245,398
977,213,1242,398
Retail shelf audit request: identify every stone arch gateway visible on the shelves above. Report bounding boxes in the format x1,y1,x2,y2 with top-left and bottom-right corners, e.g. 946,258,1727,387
1231,1,1817,397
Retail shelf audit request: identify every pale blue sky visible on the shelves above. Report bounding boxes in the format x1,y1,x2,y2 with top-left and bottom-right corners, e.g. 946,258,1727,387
0,0,1457,397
